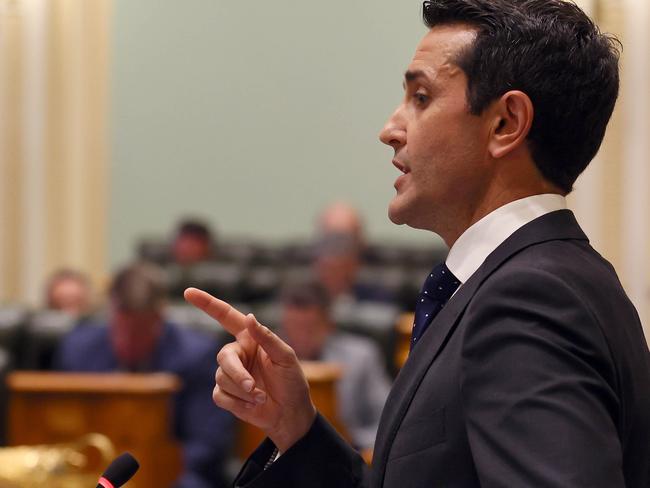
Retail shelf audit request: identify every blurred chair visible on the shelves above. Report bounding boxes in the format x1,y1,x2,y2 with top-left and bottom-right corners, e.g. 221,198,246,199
251,301,283,332
138,238,171,265
281,241,314,266
243,265,282,303
396,268,430,312
363,243,411,266
406,245,447,269
166,262,246,303
364,243,445,268
0,306,29,364
217,239,259,266
333,301,401,377
280,264,313,285
21,311,77,370
165,303,243,344
356,264,409,302
251,243,286,267
0,347,11,445
394,312,415,371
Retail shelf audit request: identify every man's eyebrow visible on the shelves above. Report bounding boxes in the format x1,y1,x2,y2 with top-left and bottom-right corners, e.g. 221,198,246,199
404,70,427,83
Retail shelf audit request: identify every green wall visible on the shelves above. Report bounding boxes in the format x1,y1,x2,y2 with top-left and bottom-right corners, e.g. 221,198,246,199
110,0,442,267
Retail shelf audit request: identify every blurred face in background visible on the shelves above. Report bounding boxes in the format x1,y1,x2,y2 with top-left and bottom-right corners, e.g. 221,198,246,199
48,277,92,317
282,304,333,361
313,232,361,298
172,233,212,265
109,303,163,369
315,252,360,298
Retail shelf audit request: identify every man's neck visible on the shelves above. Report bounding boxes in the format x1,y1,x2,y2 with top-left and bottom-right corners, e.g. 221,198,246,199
441,185,564,248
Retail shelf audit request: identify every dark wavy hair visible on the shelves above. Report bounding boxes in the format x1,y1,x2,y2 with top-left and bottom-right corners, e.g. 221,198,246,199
423,0,621,193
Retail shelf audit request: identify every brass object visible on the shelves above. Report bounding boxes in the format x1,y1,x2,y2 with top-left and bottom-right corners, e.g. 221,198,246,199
0,433,115,487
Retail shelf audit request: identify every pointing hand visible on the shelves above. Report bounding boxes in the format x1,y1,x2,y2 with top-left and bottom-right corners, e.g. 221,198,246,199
184,287,317,452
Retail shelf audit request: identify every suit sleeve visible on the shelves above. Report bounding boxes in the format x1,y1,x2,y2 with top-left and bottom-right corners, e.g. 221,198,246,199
234,414,369,488
459,266,624,487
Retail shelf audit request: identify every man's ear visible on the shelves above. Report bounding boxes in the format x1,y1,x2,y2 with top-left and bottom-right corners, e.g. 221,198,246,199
488,90,534,159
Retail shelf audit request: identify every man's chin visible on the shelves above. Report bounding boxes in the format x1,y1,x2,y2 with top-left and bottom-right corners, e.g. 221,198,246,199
388,202,407,226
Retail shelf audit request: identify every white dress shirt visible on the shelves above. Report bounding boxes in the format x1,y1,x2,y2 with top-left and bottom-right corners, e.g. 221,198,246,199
446,194,567,287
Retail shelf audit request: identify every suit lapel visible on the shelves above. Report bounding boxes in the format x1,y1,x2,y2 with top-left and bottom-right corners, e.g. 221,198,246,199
372,210,588,487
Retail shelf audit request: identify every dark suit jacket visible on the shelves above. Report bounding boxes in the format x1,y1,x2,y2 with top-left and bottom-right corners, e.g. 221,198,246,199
234,210,650,487
55,322,234,488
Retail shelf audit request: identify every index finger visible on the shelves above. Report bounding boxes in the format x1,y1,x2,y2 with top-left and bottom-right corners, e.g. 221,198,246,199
184,287,247,336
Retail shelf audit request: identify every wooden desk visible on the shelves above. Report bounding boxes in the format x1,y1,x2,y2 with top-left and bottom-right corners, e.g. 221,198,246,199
395,313,415,370
7,372,182,487
235,361,346,459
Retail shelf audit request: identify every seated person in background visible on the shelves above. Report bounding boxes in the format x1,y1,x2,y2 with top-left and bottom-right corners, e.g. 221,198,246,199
45,269,94,319
55,262,233,488
314,202,392,304
172,219,215,266
279,277,391,450
317,201,364,248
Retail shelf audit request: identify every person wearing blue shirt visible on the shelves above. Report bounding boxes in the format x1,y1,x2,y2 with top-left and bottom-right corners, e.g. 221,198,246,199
56,262,234,488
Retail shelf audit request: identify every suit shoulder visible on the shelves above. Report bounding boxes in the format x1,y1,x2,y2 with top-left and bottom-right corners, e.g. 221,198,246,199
469,240,620,338
503,239,624,296
464,237,647,392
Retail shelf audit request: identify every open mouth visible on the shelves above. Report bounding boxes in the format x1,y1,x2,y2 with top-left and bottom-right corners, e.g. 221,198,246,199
393,160,410,174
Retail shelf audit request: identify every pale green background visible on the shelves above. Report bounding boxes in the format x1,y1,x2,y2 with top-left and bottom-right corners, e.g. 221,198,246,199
109,0,443,267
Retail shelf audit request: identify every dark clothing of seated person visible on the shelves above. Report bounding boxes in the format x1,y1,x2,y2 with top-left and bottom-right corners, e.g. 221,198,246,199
55,263,233,488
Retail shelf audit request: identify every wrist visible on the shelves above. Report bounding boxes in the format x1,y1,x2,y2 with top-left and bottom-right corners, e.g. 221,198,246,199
268,403,317,452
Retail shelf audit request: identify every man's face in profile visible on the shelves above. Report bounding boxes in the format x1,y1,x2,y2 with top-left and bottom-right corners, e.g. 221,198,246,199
379,25,494,236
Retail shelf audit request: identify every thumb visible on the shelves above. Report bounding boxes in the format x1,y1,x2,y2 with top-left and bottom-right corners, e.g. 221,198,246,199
245,314,296,367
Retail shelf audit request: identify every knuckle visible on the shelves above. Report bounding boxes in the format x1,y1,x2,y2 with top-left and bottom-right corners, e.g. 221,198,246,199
212,386,229,410
215,367,224,382
221,304,233,321
216,347,229,365
284,345,298,362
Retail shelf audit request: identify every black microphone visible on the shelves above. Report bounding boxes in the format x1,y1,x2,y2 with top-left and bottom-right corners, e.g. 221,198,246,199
96,452,140,488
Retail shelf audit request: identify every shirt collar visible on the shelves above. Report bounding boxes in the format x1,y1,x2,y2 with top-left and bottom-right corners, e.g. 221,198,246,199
446,194,567,284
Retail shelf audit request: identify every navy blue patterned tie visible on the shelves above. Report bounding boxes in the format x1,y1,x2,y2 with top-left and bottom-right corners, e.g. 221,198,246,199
411,262,460,350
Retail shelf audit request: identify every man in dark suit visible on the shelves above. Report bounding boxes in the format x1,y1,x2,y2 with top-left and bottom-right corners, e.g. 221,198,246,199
185,0,650,486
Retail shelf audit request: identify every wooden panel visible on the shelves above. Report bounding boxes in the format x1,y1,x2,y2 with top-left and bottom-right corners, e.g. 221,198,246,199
395,312,414,370
7,372,182,487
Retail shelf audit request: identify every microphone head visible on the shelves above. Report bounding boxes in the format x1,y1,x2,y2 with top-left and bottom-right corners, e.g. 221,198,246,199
100,452,139,487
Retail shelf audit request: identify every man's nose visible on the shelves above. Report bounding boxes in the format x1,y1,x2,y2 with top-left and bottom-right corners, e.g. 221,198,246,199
379,106,406,149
